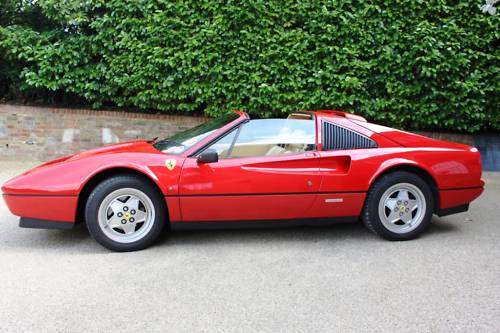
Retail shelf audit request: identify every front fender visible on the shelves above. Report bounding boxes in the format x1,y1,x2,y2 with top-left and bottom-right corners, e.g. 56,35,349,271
2,152,184,196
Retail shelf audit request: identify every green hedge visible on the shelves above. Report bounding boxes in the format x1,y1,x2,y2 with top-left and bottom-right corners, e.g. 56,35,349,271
1,0,499,132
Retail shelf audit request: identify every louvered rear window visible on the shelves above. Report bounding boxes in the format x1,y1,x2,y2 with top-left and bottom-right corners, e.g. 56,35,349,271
322,121,377,150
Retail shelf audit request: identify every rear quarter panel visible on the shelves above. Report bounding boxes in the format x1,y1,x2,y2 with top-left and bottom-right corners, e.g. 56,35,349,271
319,147,483,192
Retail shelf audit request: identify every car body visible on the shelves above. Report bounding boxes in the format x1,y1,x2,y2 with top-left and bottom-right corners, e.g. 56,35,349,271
2,110,484,251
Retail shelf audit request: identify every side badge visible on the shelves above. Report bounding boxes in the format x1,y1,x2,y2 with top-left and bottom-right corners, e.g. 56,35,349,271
165,159,176,171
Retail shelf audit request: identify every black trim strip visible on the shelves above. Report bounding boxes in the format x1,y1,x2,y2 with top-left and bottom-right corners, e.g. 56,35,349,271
165,190,366,198
3,193,77,197
440,186,484,192
437,204,469,217
170,216,358,230
20,217,75,230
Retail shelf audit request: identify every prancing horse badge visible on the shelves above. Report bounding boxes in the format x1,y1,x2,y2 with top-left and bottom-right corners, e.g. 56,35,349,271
165,159,176,171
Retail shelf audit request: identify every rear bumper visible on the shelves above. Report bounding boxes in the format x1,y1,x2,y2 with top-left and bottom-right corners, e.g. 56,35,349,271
439,186,484,213
2,194,77,223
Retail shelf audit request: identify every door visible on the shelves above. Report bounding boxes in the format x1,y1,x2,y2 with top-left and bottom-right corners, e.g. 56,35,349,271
179,118,321,222
304,119,379,219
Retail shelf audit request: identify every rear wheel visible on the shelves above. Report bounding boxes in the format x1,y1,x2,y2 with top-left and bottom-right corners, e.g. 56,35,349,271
85,175,166,251
362,171,433,240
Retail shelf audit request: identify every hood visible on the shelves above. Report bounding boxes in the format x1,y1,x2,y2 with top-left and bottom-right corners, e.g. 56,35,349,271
12,140,159,179
68,140,157,161
1,140,174,196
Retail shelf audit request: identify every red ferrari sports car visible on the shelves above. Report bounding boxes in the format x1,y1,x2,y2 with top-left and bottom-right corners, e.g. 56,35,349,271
2,110,484,251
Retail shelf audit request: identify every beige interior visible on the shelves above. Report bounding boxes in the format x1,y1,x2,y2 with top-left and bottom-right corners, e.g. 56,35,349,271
218,143,310,158
287,113,313,120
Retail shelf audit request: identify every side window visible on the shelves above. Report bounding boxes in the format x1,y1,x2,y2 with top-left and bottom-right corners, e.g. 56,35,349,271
322,121,377,150
206,128,239,158
205,119,316,158
233,119,315,158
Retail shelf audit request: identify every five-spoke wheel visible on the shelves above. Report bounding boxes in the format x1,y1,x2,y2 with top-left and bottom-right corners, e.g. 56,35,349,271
378,183,426,234
85,175,166,251
362,171,433,240
98,188,155,243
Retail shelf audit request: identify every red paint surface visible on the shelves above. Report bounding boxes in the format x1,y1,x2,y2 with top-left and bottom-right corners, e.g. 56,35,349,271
2,110,484,225
439,187,484,209
2,195,77,222
306,193,366,218
180,194,317,221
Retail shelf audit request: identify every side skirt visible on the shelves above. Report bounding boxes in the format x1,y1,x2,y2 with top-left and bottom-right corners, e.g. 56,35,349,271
170,216,358,231
20,217,75,230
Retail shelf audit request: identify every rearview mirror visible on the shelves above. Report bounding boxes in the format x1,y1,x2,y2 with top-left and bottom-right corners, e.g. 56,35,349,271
197,149,219,164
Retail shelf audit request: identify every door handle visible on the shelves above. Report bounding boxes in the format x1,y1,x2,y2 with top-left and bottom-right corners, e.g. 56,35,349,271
305,152,319,158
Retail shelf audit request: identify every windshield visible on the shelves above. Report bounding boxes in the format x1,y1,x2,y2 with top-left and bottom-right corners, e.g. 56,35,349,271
153,112,240,155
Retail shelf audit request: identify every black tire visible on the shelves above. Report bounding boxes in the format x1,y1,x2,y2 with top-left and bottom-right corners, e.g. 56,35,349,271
85,175,167,251
362,171,434,241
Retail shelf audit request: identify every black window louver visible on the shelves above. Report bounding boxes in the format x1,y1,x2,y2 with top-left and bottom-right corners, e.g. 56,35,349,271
322,121,377,150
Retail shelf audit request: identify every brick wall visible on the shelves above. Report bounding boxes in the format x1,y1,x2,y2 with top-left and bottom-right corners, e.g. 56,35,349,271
0,104,207,162
1,104,498,170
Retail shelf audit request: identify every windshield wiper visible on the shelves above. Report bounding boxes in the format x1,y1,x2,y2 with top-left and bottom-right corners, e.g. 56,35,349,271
154,138,184,147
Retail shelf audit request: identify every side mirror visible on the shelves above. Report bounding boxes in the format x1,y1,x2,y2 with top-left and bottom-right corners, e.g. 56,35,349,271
197,149,219,164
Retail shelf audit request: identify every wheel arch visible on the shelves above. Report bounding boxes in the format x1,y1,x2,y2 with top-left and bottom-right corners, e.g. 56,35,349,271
369,163,439,213
75,167,168,224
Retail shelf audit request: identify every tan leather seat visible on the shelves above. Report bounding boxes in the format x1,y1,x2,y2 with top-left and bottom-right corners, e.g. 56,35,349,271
231,144,271,157
265,145,288,156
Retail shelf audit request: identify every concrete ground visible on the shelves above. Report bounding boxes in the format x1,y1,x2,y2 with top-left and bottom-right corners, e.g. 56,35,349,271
0,161,499,333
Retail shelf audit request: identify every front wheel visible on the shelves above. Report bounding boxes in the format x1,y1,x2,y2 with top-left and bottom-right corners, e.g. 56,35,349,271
85,175,167,251
362,171,434,241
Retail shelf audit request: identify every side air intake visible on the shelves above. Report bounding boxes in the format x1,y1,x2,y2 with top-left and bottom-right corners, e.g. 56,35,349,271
322,121,377,150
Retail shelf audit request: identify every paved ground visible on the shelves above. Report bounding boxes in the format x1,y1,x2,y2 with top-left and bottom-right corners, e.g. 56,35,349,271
0,161,499,333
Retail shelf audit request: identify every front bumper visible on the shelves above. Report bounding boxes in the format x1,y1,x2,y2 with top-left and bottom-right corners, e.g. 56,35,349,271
20,217,75,230
2,194,78,223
